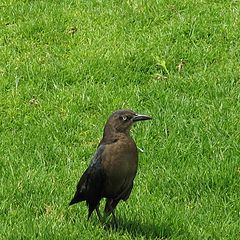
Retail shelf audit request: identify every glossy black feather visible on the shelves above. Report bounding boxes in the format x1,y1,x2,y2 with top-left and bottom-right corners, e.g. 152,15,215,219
69,145,106,218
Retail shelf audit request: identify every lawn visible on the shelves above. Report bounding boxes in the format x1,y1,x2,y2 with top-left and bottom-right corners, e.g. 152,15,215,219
1,0,240,239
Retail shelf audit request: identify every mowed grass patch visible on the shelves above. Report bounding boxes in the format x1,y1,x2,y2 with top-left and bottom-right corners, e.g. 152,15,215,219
1,0,240,239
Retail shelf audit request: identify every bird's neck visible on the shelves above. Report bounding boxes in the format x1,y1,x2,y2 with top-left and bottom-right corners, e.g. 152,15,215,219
102,125,130,143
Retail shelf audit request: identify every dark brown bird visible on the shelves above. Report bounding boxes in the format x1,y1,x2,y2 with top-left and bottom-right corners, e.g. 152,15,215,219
69,109,152,224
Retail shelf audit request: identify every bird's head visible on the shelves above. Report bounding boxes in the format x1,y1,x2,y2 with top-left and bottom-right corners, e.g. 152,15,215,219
104,109,152,135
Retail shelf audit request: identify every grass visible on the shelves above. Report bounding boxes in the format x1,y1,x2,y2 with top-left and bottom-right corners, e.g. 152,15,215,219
1,0,240,239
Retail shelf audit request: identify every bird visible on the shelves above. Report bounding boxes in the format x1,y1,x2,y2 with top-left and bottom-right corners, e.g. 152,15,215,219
69,109,152,224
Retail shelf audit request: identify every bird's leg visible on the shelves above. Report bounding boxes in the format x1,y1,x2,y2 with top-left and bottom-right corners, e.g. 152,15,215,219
111,210,117,227
103,207,117,228
96,206,103,224
104,199,119,227
106,203,118,227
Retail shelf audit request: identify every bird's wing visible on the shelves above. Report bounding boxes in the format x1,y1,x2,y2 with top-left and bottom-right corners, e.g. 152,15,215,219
69,145,106,206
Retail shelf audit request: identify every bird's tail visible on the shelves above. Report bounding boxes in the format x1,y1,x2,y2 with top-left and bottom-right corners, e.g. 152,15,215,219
69,198,78,206
69,191,85,206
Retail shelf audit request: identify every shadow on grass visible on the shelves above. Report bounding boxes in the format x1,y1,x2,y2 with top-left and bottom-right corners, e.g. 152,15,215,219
105,217,173,239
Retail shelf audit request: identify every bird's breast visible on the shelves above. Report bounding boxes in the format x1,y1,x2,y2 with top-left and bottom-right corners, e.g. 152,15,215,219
101,138,138,197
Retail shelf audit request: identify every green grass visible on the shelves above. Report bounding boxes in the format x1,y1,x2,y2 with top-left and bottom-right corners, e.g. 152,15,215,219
1,0,240,239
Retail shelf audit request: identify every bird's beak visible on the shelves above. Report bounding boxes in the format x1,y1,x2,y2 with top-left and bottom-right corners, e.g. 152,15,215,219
132,114,152,122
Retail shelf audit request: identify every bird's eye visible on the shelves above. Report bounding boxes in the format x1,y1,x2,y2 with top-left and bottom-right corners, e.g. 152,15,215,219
121,116,127,121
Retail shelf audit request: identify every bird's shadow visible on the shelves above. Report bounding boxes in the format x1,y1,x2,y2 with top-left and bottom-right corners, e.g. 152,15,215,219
104,217,173,239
